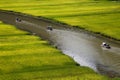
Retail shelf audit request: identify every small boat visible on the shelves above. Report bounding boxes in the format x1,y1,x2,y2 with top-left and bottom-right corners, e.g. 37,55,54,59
47,26,53,31
101,42,111,49
16,18,22,22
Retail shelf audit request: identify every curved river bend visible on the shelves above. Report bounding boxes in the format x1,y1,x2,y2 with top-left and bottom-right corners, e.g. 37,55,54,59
0,10,120,77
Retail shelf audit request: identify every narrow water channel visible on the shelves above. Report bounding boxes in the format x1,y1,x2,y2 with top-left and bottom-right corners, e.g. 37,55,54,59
0,10,120,77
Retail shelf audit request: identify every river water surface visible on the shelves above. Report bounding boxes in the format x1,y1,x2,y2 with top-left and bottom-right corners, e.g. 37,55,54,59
0,10,120,77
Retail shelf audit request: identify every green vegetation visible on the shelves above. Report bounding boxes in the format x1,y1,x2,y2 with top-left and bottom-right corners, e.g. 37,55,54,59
0,0,120,40
0,22,113,80
0,0,120,80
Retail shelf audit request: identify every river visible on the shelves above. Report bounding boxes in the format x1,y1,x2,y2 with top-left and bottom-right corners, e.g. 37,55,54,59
0,10,120,77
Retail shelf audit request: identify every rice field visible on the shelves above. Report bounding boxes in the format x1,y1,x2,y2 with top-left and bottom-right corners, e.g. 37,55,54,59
0,0,120,80
0,0,120,40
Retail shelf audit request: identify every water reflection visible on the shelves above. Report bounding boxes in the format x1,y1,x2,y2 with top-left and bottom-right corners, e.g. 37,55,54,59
48,29,120,76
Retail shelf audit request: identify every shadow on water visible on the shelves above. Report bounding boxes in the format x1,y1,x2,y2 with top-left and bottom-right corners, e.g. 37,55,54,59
0,10,120,77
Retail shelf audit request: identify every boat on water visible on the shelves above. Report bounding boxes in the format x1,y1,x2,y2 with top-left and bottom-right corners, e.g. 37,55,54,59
101,42,111,49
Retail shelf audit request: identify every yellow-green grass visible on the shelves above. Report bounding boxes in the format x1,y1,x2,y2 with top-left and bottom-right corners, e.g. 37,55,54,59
0,22,114,80
0,0,120,40
0,0,120,79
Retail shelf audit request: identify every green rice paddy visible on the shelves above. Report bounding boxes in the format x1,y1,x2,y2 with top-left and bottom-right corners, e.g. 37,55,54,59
0,0,120,80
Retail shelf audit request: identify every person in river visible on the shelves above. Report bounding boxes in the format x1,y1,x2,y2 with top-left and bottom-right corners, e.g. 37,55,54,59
16,17,22,22
47,25,53,31
101,42,111,49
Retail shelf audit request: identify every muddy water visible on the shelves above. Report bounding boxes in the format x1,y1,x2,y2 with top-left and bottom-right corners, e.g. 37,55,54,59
0,10,120,77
